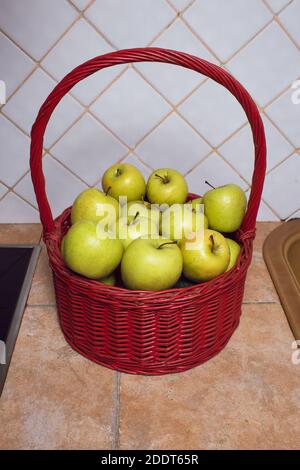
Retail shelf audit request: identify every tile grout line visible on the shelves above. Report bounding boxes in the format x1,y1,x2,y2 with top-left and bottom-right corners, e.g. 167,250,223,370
0,10,81,105
0,2,297,144
260,198,282,221
131,66,253,188
1,1,204,203
242,301,279,305
286,206,300,220
262,0,300,52
112,371,121,450
263,104,300,150
267,0,295,15
165,0,197,15
1,0,187,179
27,303,56,308
263,76,300,110
0,0,97,109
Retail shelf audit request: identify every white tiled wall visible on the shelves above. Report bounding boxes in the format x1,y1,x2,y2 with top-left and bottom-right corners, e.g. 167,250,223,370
0,0,300,223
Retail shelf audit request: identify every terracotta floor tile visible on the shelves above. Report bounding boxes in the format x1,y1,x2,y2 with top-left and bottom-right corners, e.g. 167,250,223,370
244,222,281,303
119,304,299,450
0,306,116,450
28,242,56,306
0,224,41,244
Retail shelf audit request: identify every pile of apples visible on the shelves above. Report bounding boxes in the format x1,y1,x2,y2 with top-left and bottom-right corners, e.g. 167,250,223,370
61,163,247,291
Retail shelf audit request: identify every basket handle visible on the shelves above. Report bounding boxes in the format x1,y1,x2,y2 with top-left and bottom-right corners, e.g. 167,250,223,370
30,47,266,236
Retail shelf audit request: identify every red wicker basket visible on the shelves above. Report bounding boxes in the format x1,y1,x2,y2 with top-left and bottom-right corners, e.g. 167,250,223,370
30,48,266,375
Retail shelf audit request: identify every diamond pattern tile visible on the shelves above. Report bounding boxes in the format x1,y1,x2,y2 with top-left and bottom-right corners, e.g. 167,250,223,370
122,154,152,180
15,155,88,217
183,0,272,62
85,0,176,49
0,0,78,60
179,79,247,146
169,0,194,11
135,19,218,104
91,68,171,147
51,113,127,186
0,0,299,222
186,152,249,196
265,0,291,13
219,116,294,182
0,115,30,186
263,153,300,219
2,68,83,148
0,192,39,223
266,86,300,148
0,32,35,98
279,0,300,48
228,23,300,106
245,187,280,221
288,208,300,220
256,200,280,221
70,0,91,10
42,19,124,106
136,113,211,174
0,182,8,199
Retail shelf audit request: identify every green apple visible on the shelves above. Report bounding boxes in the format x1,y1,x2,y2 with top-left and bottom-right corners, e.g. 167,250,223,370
61,235,66,257
188,197,203,212
63,220,123,279
102,163,146,202
161,204,208,241
120,200,160,226
203,184,247,233
146,168,188,205
226,238,241,271
98,273,117,286
71,188,119,227
181,229,230,282
116,213,159,250
121,237,183,291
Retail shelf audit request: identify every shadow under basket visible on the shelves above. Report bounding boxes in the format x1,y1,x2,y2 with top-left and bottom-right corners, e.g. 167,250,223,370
30,48,266,375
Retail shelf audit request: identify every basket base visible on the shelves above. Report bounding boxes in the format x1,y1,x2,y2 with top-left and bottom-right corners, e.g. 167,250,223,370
59,318,240,376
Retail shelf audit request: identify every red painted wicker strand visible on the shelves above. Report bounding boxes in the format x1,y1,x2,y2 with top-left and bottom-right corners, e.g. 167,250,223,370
30,48,266,375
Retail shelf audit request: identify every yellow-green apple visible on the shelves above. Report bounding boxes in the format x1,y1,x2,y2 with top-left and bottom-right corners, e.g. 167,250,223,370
181,229,230,282
71,188,119,227
203,184,247,233
63,220,123,279
120,200,160,226
161,204,208,241
116,212,159,249
61,235,66,257
188,197,203,212
98,273,117,286
226,238,241,271
121,237,183,291
146,168,188,205
102,163,146,202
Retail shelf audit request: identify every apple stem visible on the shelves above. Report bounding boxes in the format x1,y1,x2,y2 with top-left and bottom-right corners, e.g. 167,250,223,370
116,168,122,177
155,173,169,184
209,235,215,253
105,186,112,196
205,180,215,190
133,211,139,221
158,241,177,249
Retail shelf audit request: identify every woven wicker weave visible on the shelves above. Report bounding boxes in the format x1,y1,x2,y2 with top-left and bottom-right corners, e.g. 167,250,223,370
30,48,266,375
